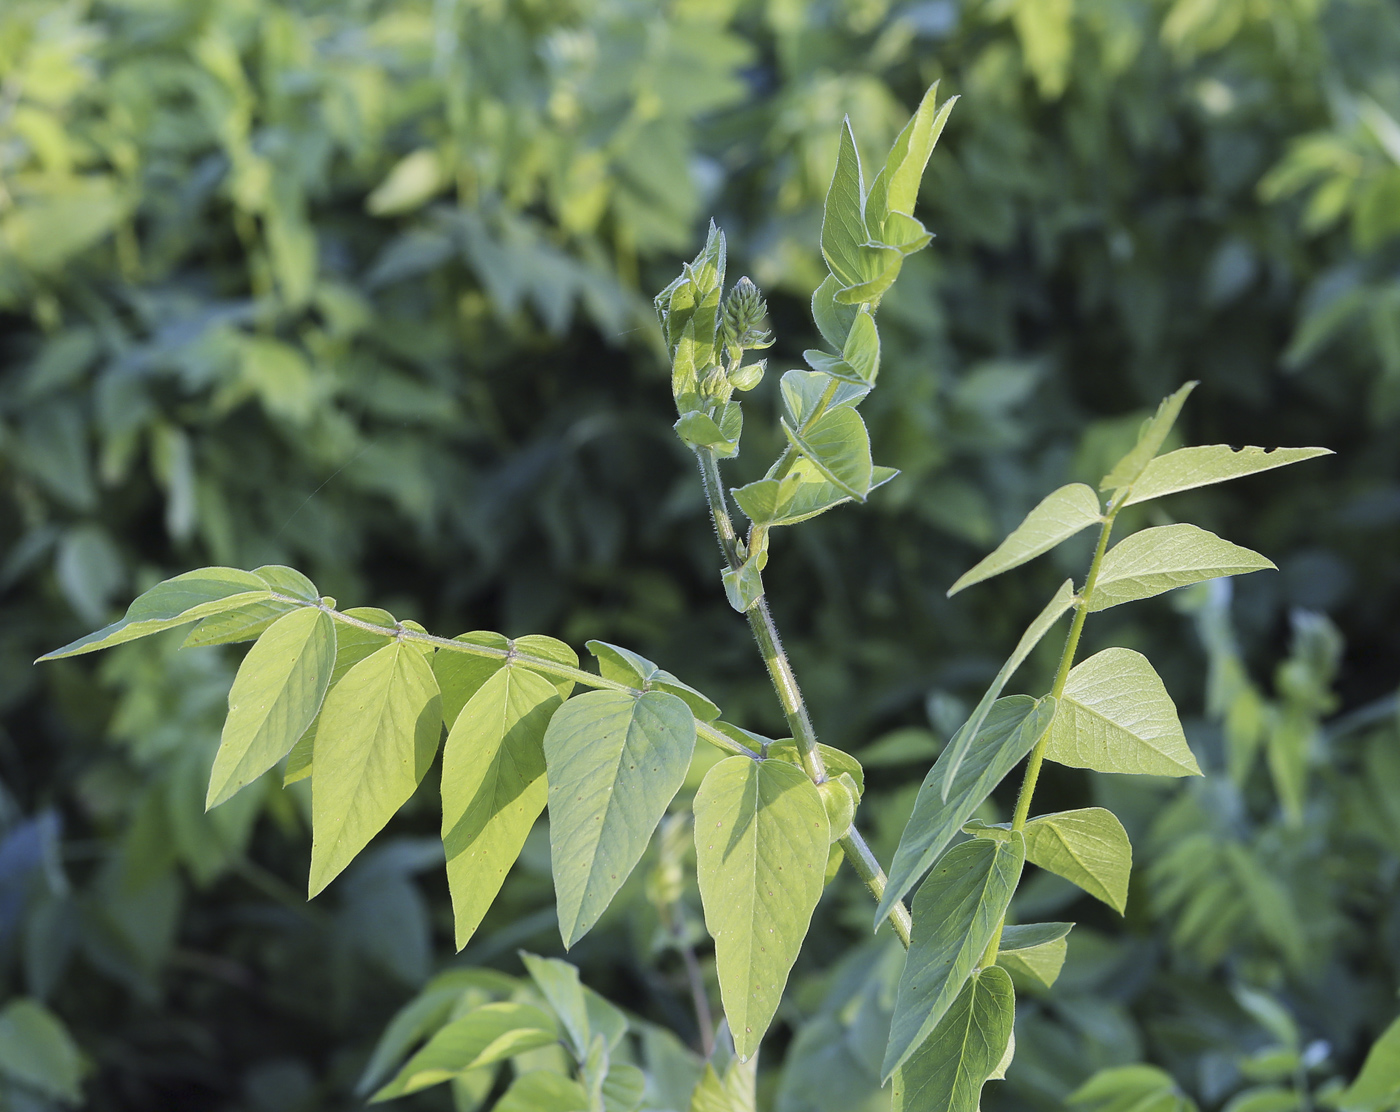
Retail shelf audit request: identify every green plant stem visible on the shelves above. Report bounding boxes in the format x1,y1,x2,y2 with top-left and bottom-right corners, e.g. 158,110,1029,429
268,593,759,760
982,505,1119,966
693,448,913,949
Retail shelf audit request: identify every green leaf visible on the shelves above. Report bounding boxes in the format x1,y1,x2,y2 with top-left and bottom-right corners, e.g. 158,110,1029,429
586,640,720,721
891,966,1015,1112
1100,382,1198,494
676,410,740,457
442,667,561,949
1022,807,1133,913
868,83,957,232
603,1062,646,1112
690,1044,758,1112
822,120,871,290
722,560,764,613
207,607,335,808
254,564,320,600
495,1072,591,1112
780,408,873,501
184,570,306,645
780,370,868,427
520,951,591,1057
1090,524,1276,612
801,308,880,387
811,273,859,350
879,696,1056,926
370,1002,558,1100
1223,1087,1302,1112
0,998,83,1103
1123,445,1333,506
694,756,829,1061
939,580,1077,797
996,922,1074,989
884,834,1025,1078
765,740,865,798
38,566,271,660
1044,648,1201,777
1070,1065,1198,1112
948,484,1102,596
732,458,897,529
434,632,510,726
309,641,442,896
546,690,696,946
1336,1013,1400,1112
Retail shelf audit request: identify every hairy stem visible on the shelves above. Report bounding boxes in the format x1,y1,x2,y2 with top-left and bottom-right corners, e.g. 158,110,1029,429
982,504,1119,965
694,448,913,948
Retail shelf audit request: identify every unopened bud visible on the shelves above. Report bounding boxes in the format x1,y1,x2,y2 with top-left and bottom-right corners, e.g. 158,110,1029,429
728,358,766,391
722,276,774,353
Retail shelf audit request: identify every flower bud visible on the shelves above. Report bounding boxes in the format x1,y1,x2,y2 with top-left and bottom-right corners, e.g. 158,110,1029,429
722,276,774,353
727,358,766,391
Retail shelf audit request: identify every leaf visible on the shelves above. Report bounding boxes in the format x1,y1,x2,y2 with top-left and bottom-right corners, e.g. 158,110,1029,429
947,484,1102,595
765,740,865,798
1070,1065,1198,1112
519,952,592,1059
801,308,880,387
1123,445,1333,506
811,274,859,350
546,690,696,946
1100,382,1197,494
182,598,299,648
939,579,1077,797
495,1072,591,1112
997,922,1074,989
0,998,83,1103
1336,1013,1400,1112
779,370,868,428
891,966,1015,1112
442,668,561,949
38,566,271,660
586,640,720,721
433,632,510,727
676,411,740,457
884,834,1025,1078
1223,1087,1303,1112
1044,648,1200,777
780,408,873,500
879,696,1056,926
691,1052,758,1112
207,607,335,808
370,1002,558,1100
868,83,957,231
731,458,897,528
722,560,764,613
694,757,828,1061
309,641,442,896
255,564,320,600
821,120,870,290
1022,808,1133,913
1090,524,1275,612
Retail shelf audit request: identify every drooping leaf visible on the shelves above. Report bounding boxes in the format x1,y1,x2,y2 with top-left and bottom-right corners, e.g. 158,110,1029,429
884,834,1025,1078
1090,524,1275,612
309,641,441,896
1123,445,1333,506
586,641,720,721
371,1002,558,1101
879,696,1056,926
694,756,829,1061
1335,1013,1400,1112
1044,648,1201,776
780,407,873,501
996,922,1073,989
1022,808,1133,913
546,690,696,947
38,566,270,660
939,580,1077,795
442,668,561,949
496,1072,591,1112
891,966,1015,1112
0,998,83,1103
1100,382,1197,494
207,606,335,808
947,485,1102,596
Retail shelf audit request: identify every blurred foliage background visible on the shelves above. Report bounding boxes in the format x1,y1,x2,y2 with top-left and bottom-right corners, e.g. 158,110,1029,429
2,0,1399,1108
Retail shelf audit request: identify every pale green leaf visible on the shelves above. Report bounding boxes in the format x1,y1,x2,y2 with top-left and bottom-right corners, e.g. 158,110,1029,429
496,1072,591,1112
811,274,859,350
254,564,319,600
694,757,829,1061
182,597,300,648
0,998,83,1103
884,835,1025,1078
513,634,580,700
690,1048,758,1112
603,1062,646,1112
842,309,880,383
309,641,441,895
722,560,764,613
1090,524,1275,612
868,83,957,230
1336,1013,1400,1112
367,148,445,216
520,952,594,1060
586,640,720,721
371,1002,557,1100
780,408,873,501
939,580,1077,797
1223,1087,1302,1112
1070,1065,1198,1112
822,120,870,290
1100,382,1198,494
997,922,1073,989
207,607,335,808
892,966,1015,1112
948,485,1102,596
879,696,1056,926
780,370,868,427
443,668,560,949
765,740,865,798
732,458,897,528
434,631,510,727
546,690,696,946
1123,445,1333,506
38,566,270,660
1023,807,1133,913
676,411,740,457
1044,648,1201,777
